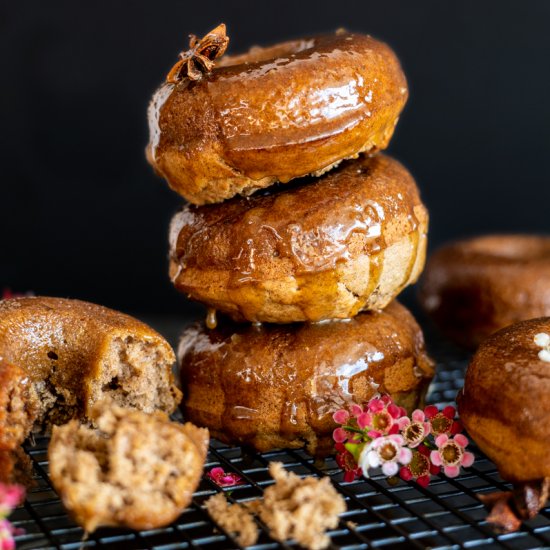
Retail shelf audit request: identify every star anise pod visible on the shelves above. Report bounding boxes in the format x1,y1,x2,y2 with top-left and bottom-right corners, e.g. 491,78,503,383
166,23,229,83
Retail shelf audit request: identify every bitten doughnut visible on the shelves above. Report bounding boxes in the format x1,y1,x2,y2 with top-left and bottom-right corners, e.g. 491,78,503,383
179,301,434,456
419,235,550,348
457,318,550,529
49,402,209,532
0,297,182,448
147,27,408,204
170,154,428,324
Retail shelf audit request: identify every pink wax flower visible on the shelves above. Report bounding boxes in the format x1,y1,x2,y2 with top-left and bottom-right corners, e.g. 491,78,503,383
430,434,474,478
207,467,243,488
400,444,440,487
359,434,412,477
398,409,431,448
334,442,362,483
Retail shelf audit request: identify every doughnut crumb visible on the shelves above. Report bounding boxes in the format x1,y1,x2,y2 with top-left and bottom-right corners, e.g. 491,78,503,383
253,462,346,549
205,462,346,549
205,493,259,547
48,401,208,532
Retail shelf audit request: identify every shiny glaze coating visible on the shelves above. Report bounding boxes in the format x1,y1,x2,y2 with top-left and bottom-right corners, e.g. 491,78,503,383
179,301,434,456
419,235,550,348
0,297,181,434
147,31,408,204
170,154,428,323
457,317,550,482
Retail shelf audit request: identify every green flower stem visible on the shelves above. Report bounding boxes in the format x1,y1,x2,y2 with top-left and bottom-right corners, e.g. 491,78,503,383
344,425,369,436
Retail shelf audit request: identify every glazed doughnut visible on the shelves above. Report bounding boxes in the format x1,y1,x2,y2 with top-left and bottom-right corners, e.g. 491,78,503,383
147,28,408,204
457,318,550,527
458,317,550,482
0,296,182,448
49,402,209,532
169,154,428,324
179,301,434,456
419,235,550,348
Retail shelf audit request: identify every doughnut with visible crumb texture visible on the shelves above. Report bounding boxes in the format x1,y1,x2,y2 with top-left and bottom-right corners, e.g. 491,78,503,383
0,297,182,439
179,301,434,456
147,30,408,204
419,235,550,348
170,154,428,323
48,402,209,532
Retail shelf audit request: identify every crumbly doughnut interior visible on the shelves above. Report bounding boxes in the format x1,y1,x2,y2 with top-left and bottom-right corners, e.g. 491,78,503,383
94,336,179,413
49,406,206,532
205,462,346,550
253,462,346,550
4,380,37,445
32,335,179,430
205,493,259,547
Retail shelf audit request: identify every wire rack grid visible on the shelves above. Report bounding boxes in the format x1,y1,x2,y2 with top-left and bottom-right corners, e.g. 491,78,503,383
9,329,550,550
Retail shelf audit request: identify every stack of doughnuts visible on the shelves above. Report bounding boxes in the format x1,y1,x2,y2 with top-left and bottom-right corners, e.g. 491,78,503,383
148,24,434,455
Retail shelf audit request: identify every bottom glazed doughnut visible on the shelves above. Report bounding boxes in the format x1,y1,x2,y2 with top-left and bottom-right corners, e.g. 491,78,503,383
178,301,434,456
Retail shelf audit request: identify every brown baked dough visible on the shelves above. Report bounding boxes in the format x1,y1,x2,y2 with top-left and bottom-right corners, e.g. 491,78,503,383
458,317,550,483
419,235,550,348
0,359,38,451
179,301,434,456
147,30,408,204
170,154,428,323
49,402,208,532
0,297,182,448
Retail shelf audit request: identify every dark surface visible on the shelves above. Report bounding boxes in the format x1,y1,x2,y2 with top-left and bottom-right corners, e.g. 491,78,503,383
2,1,550,314
11,328,550,550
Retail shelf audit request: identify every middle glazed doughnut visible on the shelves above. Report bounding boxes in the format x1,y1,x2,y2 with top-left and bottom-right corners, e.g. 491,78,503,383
179,301,434,456
169,154,428,324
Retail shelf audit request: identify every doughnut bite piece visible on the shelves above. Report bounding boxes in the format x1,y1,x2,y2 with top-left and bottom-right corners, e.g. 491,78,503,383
457,318,550,530
148,28,408,204
48,402,209,532
0,297,182,438
419,235,550,348
179,301,434,456
170,154,428,324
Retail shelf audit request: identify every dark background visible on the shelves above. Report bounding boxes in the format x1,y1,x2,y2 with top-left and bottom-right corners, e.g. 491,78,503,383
2,0,550,316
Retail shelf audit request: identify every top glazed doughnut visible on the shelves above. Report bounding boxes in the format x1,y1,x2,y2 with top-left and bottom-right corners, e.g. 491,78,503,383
147,26,408,204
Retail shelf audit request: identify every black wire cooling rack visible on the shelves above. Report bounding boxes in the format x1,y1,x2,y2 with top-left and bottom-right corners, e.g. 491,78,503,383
10,322,550,550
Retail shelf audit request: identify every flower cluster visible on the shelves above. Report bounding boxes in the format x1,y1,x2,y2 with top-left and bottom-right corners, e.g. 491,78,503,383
332,396,474,487
0,484,25,550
